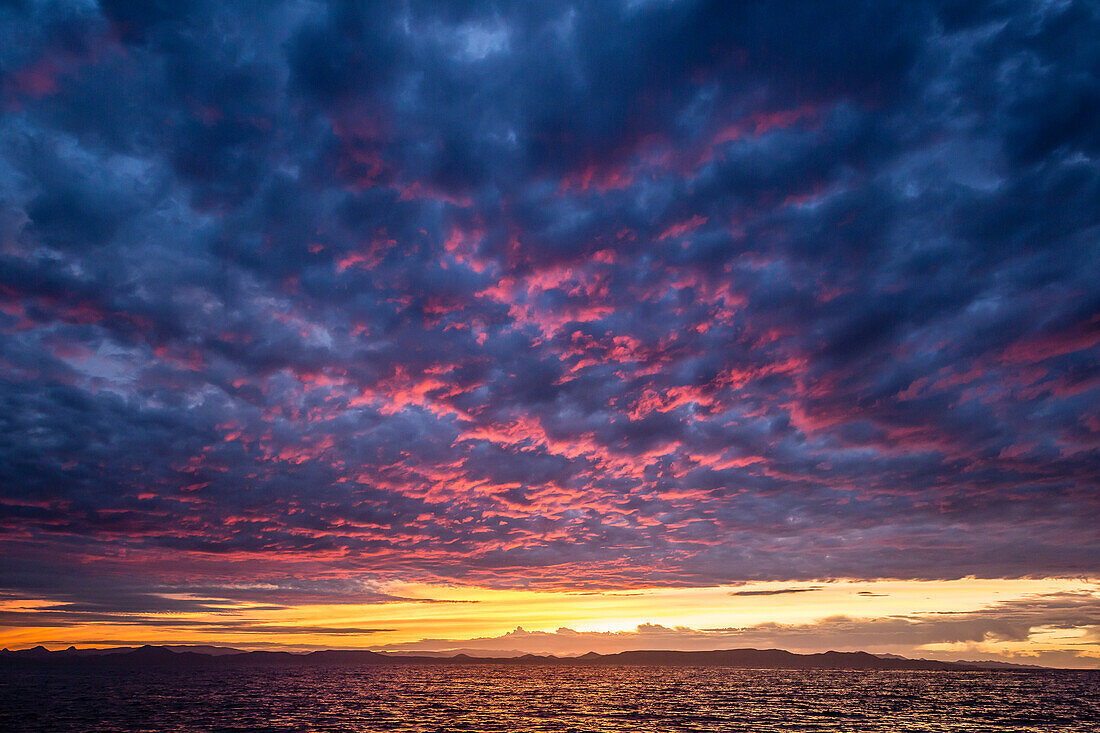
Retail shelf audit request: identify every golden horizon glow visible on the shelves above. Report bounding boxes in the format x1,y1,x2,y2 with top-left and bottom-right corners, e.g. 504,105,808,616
3,577,1097,668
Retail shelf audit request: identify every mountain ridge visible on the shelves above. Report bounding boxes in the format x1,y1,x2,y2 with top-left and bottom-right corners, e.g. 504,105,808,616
0,645,1065,671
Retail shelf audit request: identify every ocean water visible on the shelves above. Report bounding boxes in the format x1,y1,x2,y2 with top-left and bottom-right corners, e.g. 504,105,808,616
1,665,1097,732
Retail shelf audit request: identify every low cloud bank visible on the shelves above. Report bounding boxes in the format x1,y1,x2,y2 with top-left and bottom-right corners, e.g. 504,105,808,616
373,592,1100,668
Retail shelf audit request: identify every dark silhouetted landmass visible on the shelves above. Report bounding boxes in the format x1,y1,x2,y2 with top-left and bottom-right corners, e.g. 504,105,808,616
0,645,1059,671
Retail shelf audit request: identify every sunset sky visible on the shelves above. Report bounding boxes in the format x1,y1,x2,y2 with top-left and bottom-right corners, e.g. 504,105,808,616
0,1,1097,667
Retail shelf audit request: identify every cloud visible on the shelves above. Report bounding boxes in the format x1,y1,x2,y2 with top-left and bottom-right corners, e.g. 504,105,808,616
729,586,823,597
0,0,1096,618
0,608,393,637
371,592,1100,667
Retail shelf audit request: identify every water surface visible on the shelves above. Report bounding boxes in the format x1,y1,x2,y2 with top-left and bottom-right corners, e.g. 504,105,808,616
2,665,1097,731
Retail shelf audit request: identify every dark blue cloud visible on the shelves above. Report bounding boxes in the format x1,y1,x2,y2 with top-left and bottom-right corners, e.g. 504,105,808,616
0,0,1096,611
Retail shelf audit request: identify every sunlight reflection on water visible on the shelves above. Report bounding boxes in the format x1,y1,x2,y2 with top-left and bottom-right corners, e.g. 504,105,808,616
2,665,1098,731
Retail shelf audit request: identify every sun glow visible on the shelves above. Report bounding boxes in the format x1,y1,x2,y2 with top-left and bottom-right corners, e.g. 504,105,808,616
4,578,1096,667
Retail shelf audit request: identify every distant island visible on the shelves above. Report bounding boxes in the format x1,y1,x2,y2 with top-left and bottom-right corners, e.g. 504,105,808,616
0,645,1056,671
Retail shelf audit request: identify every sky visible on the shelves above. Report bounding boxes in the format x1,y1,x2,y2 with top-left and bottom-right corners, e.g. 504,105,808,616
0,1,1097,667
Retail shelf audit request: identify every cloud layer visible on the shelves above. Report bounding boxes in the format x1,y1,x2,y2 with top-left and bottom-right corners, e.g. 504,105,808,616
0,1,1097,613
373,590,1100,667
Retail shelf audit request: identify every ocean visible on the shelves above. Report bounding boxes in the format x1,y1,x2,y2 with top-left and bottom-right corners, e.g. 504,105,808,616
1,665,1097,731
